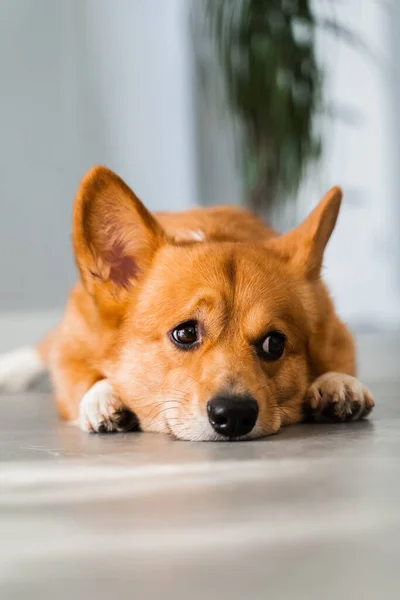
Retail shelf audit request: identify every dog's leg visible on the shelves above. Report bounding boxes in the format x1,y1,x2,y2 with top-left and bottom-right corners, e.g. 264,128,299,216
305,372,374,422
305,313,374,422
0,346,46,392
79,379,138,433
45,327,137,433
50,356,138,433
0,328,60,392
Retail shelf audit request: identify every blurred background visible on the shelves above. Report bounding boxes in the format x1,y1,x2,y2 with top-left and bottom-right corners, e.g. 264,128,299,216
1,0,399,348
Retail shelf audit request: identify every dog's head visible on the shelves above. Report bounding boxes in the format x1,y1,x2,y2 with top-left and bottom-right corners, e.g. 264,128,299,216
74,166,342,440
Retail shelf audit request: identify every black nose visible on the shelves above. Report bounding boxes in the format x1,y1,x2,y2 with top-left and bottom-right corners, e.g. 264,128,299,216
207,394,259,438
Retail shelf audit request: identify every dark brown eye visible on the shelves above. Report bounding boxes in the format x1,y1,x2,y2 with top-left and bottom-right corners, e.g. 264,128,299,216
170,321,199,348
259,331,286,361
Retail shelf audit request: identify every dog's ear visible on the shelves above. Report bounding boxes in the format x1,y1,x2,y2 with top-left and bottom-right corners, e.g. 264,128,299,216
268,187,343,279
73,166,165,302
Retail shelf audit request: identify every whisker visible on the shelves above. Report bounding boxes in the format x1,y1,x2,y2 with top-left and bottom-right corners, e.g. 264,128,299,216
147,405,185,429
145,399,181,420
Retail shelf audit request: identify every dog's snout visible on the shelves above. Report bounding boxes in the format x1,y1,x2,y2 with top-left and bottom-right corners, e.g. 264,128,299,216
207,394,259,438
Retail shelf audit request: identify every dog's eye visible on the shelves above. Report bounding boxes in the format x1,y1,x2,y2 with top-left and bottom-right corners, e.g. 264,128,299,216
259,331,286,360
170,321,199,348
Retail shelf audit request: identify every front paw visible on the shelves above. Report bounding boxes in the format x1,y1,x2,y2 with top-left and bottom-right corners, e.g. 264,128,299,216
79,380,138,433
305,372,374,422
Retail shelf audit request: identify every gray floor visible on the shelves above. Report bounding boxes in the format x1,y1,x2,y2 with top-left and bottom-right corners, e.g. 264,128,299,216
1,335,400,599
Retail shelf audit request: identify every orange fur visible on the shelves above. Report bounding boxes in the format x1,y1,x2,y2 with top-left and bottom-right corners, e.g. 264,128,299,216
39,166,373,440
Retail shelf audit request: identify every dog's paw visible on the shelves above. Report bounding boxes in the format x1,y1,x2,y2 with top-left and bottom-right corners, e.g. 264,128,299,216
79,380,138,433
305,372,375,422
0,347,45,392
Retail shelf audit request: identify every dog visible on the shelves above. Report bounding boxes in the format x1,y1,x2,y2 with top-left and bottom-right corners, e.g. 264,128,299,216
0,166,374,440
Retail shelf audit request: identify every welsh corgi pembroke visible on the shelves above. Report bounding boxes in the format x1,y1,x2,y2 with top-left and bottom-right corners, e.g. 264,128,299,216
0,167,374,440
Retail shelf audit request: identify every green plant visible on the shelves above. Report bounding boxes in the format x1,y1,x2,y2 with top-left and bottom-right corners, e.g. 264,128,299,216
206,0,372,213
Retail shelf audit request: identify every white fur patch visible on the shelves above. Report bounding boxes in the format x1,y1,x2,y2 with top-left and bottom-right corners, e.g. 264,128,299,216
0,346,45,392
79,380,125,433
190,229,206,242
173,229,206,243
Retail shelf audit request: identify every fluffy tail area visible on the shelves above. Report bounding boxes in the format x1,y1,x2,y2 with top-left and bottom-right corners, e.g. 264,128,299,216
0,346,47,392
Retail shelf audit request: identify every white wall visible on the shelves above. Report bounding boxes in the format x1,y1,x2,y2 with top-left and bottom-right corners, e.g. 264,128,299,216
0,1,83,311
0,0,197,312
83,0,197,212
300,1,400,330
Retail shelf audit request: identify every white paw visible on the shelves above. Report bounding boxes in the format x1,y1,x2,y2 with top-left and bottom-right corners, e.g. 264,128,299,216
306,372,375,422
0,347,45,392
79,380,137,433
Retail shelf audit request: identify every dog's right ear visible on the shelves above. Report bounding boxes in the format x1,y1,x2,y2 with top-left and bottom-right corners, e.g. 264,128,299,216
267,186,343,280
73,166,165,304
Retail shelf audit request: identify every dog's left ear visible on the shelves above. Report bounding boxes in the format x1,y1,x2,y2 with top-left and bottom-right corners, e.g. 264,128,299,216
268,187,343,279
73,166,165,302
